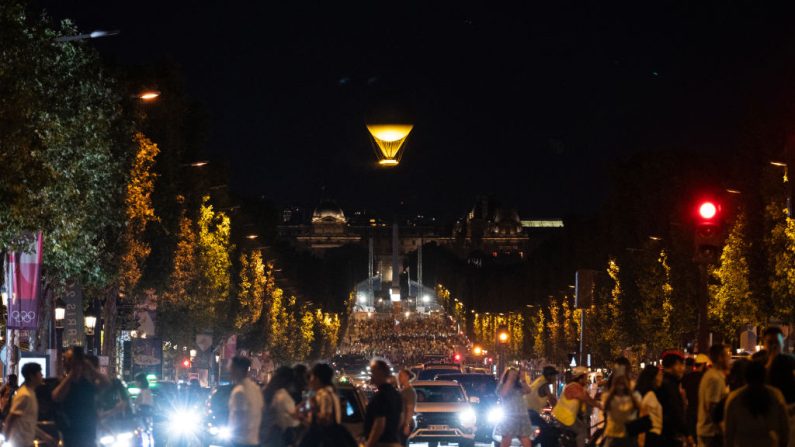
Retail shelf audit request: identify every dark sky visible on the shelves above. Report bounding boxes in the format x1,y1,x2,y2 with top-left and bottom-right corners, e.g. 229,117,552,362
36,1,795,219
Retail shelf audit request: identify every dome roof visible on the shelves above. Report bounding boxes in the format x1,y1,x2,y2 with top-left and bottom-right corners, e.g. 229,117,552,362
312,201,346,224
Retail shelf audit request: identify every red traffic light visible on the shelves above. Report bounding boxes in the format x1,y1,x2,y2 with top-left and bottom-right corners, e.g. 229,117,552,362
454,353,462,362
698,201,718,220
182,359,190,368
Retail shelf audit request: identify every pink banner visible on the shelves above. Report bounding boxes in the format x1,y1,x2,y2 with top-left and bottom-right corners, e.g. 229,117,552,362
5,232,43,330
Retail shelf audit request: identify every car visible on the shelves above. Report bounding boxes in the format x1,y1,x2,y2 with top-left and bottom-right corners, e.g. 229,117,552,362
202,385,234,447
417,364,462,380
434,373,498,442
336,380,368,439
409,380,477,447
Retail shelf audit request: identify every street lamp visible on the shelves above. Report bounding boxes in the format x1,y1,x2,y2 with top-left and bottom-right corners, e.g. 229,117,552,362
54,29,120,42
54,298,66,329
136,90,161,101
84,309,97,336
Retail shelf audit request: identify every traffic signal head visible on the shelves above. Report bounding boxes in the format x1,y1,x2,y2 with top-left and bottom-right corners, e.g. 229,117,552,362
182,358,190,368
497,326,510,344
454,353,462,362
693,198,725,264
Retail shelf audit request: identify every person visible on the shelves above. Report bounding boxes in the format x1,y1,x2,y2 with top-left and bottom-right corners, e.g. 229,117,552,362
98,377,132,422
495,367,534,447
525,366,559,447
695,345,729,447
228,356,264,447
711,358,749,426
682,354,709,441
262,366,299,447
656,351,691,447
4,363,53,447
724,361,789,447
52,345,103,447
0,374,19,421
768,354,795,447
635,365,663,447
601,375,640,447
397,369,417,446
363,359,403,447
291,364,309,405
552,366,602,447
762,326,794,370
133,373,153,417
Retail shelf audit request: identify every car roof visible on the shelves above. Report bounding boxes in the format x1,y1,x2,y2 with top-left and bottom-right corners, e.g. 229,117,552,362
412,380,462,387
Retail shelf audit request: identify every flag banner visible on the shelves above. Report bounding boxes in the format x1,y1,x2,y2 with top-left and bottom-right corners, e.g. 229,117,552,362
5,232,43,330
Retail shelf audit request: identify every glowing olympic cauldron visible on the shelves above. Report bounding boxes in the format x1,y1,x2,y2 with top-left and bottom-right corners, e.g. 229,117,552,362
366,124,413,167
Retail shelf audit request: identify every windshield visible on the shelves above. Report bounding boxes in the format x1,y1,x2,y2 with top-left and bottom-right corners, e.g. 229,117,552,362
418,368,458,380
414,385,466,403
435,374,497,398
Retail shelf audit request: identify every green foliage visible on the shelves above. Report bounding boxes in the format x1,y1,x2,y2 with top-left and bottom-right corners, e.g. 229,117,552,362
0,2,133,287
709,211,760,340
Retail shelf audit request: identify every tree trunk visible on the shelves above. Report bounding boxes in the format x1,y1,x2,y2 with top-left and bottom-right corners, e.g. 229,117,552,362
102,287,118,376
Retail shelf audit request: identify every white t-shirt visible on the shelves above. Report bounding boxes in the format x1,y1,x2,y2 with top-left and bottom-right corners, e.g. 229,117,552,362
641,390,663,435
271,388,299,429
6,385,38,447
697,367,726,438
229,378,265,445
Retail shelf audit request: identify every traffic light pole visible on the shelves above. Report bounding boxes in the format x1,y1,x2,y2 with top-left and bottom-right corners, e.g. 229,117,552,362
696,263,711,353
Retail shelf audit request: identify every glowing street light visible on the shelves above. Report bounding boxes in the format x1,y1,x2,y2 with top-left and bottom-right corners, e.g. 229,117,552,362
54,29,120,42
245,234,259,240
136,90,161,101
497,326,510,344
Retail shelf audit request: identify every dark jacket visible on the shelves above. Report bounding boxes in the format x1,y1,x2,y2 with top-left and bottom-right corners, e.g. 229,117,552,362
657,372,687,441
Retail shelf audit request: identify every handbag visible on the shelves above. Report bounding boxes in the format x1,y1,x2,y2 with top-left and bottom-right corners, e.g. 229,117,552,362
625,415,652,436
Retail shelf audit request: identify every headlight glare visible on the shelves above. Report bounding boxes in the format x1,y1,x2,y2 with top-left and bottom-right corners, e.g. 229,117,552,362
487,406,505,424
458,408,477,427
170,409,201,434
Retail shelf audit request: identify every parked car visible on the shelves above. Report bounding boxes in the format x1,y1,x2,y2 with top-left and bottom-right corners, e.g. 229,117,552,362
409,380,477,447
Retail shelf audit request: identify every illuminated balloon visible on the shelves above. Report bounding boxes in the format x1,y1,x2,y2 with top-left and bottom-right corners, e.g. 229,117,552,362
366,124,413,166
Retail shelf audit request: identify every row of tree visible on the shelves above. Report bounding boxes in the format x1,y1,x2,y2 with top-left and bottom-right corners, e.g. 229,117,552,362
0,1,340,372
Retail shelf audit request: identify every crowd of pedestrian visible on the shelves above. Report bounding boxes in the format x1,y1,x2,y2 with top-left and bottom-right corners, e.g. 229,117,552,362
340,313,469,364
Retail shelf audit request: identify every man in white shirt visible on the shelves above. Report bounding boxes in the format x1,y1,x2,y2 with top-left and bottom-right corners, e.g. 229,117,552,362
228,356,264,447
4,363,53,447
697,344,730,447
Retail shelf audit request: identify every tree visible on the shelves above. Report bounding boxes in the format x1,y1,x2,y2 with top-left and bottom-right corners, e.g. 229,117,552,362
533,308,546,359
0,3,133,288
635,249,676,360
767,200,795,323
236,250,266,329
710,211,760,341
160,200,200,348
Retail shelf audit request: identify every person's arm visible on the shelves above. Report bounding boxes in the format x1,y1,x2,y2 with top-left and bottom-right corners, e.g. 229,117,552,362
52,374,75,403
540,383,558,406
403,392,415,436
3,391,27,439
365,416,386,447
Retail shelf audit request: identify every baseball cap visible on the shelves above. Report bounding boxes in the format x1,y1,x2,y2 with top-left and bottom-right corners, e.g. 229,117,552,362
694,353,711,365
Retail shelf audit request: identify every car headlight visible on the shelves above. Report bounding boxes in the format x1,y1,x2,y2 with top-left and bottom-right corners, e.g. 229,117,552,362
487,406,505,424
99,431,134,447
170,408,201,434
458,408,477,427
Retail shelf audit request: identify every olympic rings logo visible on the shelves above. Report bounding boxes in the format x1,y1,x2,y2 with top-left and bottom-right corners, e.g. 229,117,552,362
10,311,36,323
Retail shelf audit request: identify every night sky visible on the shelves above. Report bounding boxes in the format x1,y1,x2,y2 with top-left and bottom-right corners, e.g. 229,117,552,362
36,1,795,220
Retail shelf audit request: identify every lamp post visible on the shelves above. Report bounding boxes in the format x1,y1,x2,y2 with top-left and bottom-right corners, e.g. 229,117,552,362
497,326,510,378
54,297,66,347
84,309,97,354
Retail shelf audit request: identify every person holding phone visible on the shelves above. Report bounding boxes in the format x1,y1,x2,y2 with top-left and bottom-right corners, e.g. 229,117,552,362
495,367,534,447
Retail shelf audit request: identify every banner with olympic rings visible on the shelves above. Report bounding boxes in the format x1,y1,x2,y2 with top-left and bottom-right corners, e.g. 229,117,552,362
5,232,43,330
